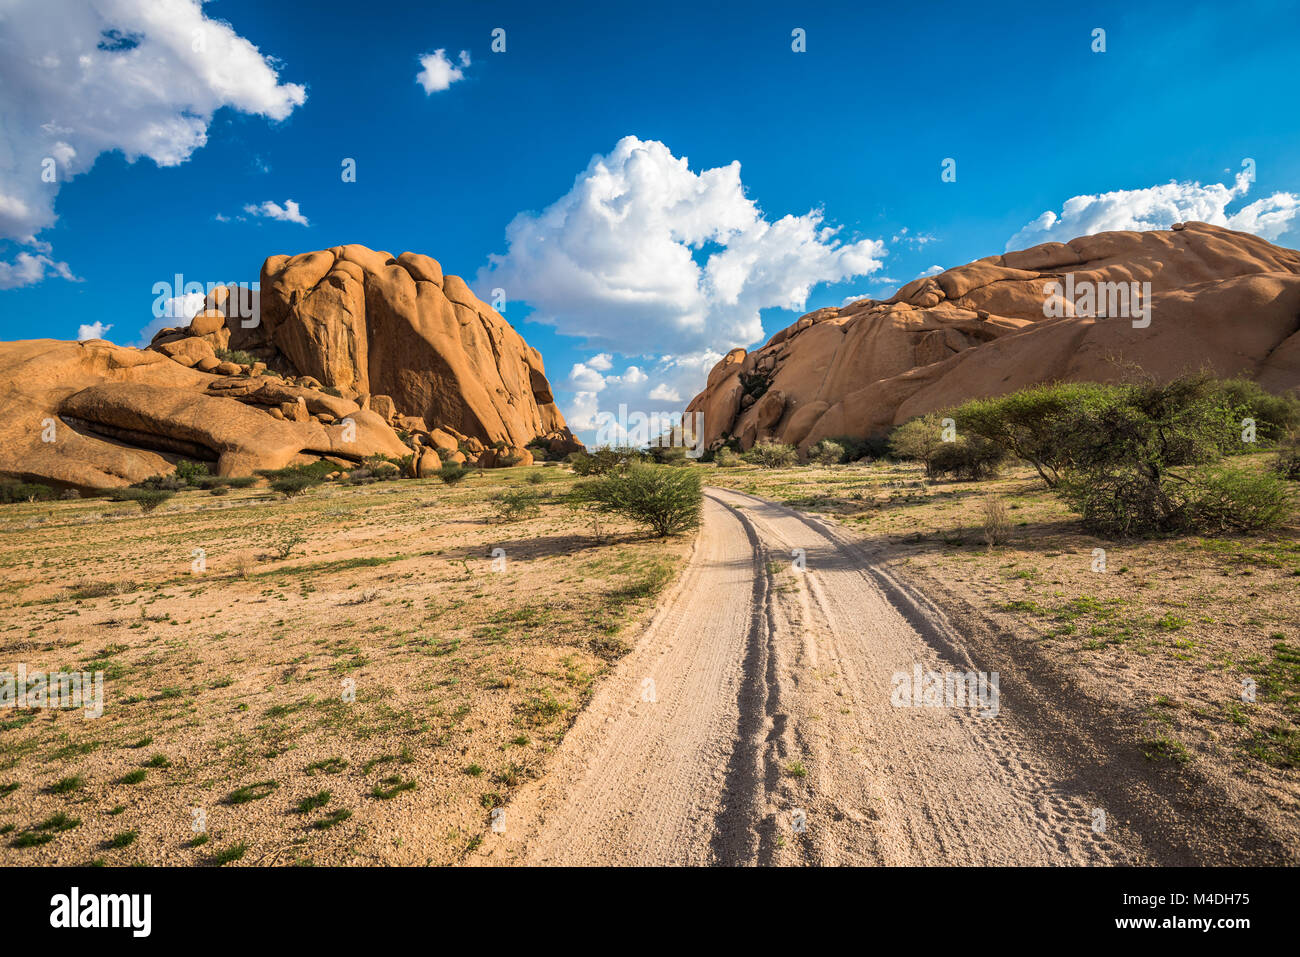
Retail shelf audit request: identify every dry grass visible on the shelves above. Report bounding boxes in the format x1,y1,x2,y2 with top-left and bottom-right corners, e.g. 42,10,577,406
709,453,1300,825
0,466,691,865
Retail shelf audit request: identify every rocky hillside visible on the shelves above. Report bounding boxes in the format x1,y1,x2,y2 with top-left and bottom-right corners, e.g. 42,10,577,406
686,222,1300,454
0,245,580,492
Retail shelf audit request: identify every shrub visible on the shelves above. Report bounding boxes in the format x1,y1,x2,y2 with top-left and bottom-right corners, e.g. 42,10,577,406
808,439,846,466
132,472,186,492
437,464,471,485
713,447,742,468
491,489,542,522
108,488,174,512
569,447,644,476
0,480,56,504
175,459,210,486
1053,374,1263,535
1213,378,1300,449
573,464,703,537
1272,436,1300,481
214,348,256,366
646,444,691,466
524,470,546,485
270,474,320,498
887,414,950,476
981,496,1011,548
1182,466,1295,533
1059,464,1293,537
742,440,798,469
929,434,1007,480
826,434,889,462
952,382,1114,487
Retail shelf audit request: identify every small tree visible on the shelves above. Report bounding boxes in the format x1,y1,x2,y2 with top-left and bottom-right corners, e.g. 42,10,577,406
888,414,950,477
573,464,702,537
953,382,1112,487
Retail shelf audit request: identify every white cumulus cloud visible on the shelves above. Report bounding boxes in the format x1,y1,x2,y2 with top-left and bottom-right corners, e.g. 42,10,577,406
1007,170,1299,250
416,48,470,93
243,199,309,226
77,320,112,341
0,0,306,286
478,135,887,357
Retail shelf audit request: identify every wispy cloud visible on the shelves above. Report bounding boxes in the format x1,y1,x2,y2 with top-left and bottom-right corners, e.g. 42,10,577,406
243,199,309,226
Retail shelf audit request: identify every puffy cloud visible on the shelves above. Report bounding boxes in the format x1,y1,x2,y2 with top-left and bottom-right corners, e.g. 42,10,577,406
916,264,945,278
0,0,306,285
416,48,470,93
243,199,309,226
77,320,112,341
478,136,887,357
1007,170,1299,250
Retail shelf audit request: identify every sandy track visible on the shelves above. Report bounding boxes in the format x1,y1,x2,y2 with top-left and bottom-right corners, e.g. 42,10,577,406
477,488,1130,865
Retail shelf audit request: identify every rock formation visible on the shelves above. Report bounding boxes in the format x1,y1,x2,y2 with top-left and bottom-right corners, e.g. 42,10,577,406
0,246,580,492
685,222,1300,454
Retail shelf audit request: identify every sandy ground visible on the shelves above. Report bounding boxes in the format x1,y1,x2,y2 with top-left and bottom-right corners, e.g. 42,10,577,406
0,469,690,865
478,487,1176,865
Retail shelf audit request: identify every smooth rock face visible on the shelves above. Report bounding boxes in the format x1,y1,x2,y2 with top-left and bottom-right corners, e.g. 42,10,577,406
0,339,412,491
226,245,578,454
685,223,1300,453
0,244,581,491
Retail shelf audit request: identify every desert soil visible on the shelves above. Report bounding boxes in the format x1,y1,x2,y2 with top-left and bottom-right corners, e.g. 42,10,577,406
479,480,1297,865
0,467,689,865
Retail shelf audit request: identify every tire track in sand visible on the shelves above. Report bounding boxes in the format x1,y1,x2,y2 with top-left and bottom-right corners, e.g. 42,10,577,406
475,488,1130,865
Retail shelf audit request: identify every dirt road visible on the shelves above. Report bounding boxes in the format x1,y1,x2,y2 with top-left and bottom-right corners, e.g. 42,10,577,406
477,488,1141,865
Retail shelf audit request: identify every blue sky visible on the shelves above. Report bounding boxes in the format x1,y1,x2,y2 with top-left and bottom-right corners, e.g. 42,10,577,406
2,0,1298,442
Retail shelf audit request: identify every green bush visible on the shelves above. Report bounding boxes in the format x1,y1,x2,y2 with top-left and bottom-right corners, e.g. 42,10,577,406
1183,466,1295,533
573,464,702,537
108,488,175,512
270,474,320,498
437,464,471,485
952,382,1113,487
741,440,798,469
929,434,1007,480
1060,464,1293,536
1213,378,1300,449
646,444,691,466
888,414,952,477
491,489,542,522
808,439,846,465
713,447,742,468
826,434,889,462
175,459,210,486
214,348,256,366
0,480,57,503
1273,437,1300,481
1052,374,1259,535
569,447,645,476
